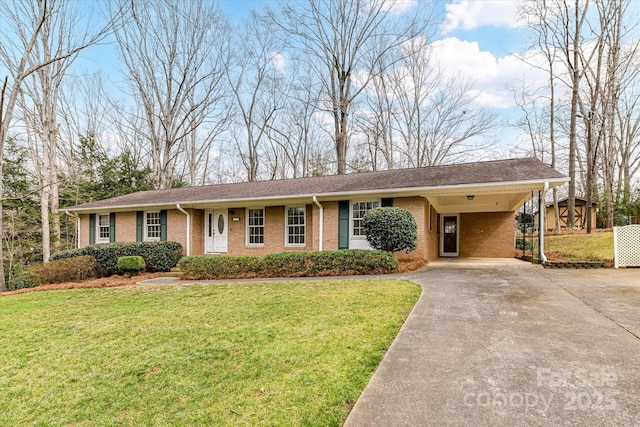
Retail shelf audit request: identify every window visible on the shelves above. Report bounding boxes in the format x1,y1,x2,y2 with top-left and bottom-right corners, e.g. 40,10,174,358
97,214,110,243
286,206,305,246
351,201,380,237
145,211,161,241
247,208,264,245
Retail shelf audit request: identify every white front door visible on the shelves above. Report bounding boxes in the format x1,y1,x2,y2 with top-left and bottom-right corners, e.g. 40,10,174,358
205,209,228,253
213,210,228,252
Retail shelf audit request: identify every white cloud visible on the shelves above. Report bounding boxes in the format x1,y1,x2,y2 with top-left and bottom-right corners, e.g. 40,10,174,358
370,0,418,15
430,37,549,108
270,51,287,74
441,0,524,34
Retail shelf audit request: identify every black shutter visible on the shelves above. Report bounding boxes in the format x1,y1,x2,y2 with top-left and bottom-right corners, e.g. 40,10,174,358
381,198,393,207
109,212,116,242
136,211,143,242
89,214,96,245
338,201,349,250
160,210,168,241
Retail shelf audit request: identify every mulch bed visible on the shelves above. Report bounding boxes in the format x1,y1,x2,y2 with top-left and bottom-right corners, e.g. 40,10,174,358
1,272,164,297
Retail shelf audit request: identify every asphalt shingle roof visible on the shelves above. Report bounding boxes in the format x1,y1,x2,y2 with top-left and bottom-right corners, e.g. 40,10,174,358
68,157,566,211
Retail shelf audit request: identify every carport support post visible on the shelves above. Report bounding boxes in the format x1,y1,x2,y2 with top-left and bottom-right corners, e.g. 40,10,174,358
538,183,549,263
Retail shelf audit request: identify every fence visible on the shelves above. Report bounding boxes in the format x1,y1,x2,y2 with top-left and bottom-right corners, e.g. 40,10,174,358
613,225,640,268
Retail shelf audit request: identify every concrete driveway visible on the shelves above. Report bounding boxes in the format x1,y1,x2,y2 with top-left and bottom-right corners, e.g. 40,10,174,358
345,260,640,426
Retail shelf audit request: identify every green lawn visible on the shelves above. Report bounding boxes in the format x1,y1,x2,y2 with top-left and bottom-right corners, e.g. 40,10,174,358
545,231,614,261
0,280,420,426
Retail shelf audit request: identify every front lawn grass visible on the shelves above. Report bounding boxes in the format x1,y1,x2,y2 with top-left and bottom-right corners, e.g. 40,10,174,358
0,280,420,426
545,231,614,261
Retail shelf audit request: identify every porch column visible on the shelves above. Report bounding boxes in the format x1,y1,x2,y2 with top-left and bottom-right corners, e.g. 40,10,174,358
538,183,549,263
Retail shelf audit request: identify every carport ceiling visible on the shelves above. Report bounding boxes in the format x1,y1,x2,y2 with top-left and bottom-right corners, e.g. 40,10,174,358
427,192,531,213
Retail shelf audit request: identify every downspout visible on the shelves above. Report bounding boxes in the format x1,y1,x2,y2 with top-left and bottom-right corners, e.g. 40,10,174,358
312,196,323,251
65,210,80,249
538,183,549,263
176,204,191,256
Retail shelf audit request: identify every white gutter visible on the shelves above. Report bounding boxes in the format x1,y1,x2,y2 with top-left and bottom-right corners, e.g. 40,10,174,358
312,196,324,251
539,183,549,263
65,210,80,249
176,204,191,256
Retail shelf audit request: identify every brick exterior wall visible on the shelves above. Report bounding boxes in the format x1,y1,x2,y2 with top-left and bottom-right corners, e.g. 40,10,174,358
393,197,427,260
79,214,90,248
424,202,440,261
224,205,314,256
115,212,136,243
459,211,515,258
321,201,339,251
76,201,516,260
191,209,204,255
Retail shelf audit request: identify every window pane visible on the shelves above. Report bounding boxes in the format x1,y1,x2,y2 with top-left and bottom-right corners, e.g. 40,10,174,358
286,206,305,245
146,212,161,239
248,209,264,245
352,201,379,237
98,214,110,240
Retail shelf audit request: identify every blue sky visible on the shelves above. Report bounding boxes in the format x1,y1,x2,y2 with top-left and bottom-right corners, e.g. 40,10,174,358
61,0,540,160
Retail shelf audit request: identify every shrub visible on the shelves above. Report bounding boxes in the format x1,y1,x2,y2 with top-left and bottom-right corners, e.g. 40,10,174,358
29,256,97,285
515,237,533,250
178,250,398,280
118,256,146,276
363,207,417,253
6,268,39,291
51,241,183,276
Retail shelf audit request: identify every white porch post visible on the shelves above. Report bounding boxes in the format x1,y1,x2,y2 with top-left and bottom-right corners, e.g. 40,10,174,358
538,183,549,263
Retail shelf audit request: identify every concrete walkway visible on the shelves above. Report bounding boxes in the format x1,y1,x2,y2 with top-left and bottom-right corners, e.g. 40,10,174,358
344,261,640,426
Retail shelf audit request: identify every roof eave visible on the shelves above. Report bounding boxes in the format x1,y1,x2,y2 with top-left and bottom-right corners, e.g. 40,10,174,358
66,176,569,213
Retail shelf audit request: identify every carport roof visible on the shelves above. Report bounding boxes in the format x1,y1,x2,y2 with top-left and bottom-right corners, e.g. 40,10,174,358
67,157,567,212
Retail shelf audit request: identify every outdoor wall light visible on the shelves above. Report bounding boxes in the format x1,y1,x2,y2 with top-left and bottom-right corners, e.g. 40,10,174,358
467,195,475,200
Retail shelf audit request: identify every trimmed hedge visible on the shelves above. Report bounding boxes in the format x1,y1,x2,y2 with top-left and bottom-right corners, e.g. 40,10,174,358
118,256,146,276
52,241,183,277
28,256,98,286
178,250,398,280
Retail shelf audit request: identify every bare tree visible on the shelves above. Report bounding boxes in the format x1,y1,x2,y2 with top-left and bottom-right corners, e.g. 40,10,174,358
390,38,495,167
0,0,116,289
112,0,230,189
552,0,590,229
15,0,88,261
227,11,287,182
265,67,328,178
520,0,566,231
274,0,429,174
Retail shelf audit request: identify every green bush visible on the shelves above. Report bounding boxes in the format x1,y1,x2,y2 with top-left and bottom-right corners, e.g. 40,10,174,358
363,207,417,253
29,256,98,285
51,241,183,276
515,238,533,250
6,268,39,291
178,250,398,280
117,256,146,276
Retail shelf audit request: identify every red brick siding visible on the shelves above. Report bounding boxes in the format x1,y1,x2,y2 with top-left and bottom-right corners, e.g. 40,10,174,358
424,201,440,261
191,209,204,255
225,205,315,256
115,212,137,243
459,212,515,258
393,197,427,260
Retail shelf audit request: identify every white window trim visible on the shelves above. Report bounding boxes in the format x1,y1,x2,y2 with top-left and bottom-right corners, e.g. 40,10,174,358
349,199,381,241
246,207,265,247
144,211,161,242
284,205,306,247
96,214,110,244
